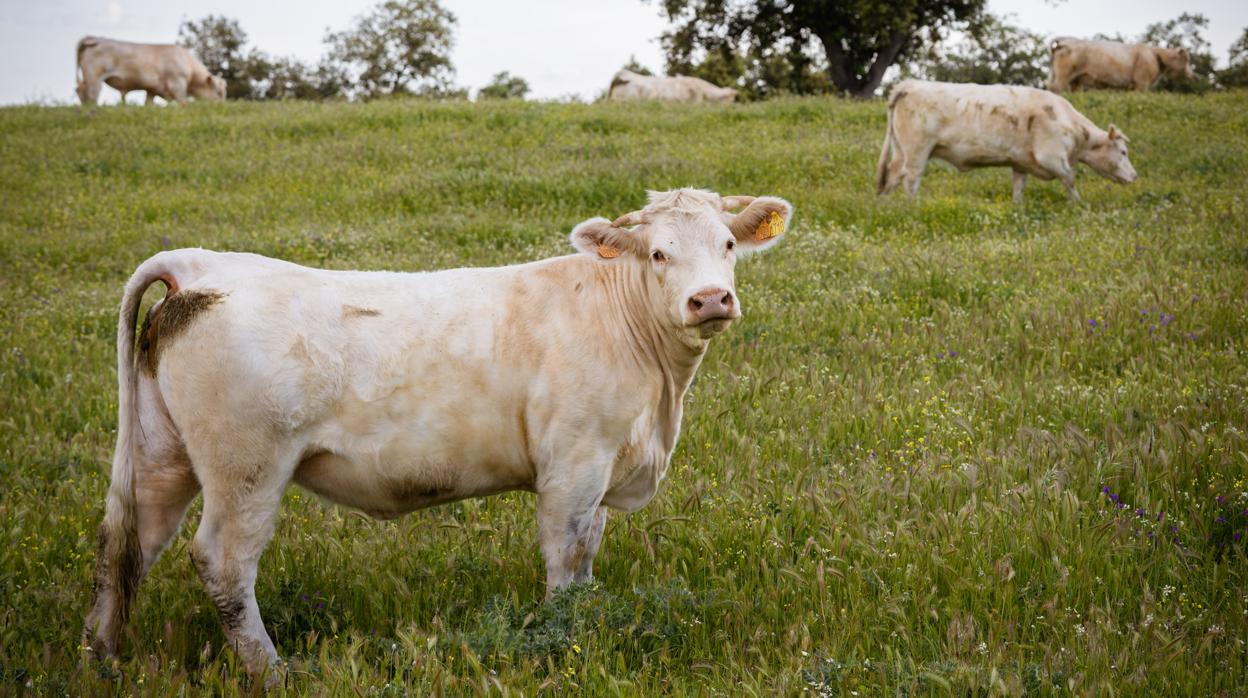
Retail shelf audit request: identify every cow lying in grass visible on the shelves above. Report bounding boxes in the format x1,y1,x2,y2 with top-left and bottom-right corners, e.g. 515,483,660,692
877,79,1137,202
83,189,792,683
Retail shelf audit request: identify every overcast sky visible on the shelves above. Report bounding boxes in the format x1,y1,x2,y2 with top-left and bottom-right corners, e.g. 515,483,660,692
1,0,1246,105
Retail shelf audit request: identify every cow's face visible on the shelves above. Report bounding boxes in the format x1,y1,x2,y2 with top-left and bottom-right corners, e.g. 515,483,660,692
570,190,792,342
194,75,227,102
1163,47,1196,79
1085,125,1136,184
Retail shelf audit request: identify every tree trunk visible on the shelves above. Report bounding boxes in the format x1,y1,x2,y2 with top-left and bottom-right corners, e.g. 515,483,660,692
821,29,911,99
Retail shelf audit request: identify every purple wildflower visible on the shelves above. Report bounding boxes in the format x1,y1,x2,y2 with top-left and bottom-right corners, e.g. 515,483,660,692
1160,313,1174,327
949,350,958,358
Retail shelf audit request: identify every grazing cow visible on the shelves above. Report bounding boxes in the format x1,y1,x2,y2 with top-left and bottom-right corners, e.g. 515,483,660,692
1048,37,1196,92
83,189,792,682
76,36,226,106
877,80,1137,202
608,70,738,103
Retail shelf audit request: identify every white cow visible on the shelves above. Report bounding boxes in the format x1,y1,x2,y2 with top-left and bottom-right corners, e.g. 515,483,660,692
76,36,226,106
83,189,792,682
1048,37,1196,92
877,79,1137,202
608,70,738,103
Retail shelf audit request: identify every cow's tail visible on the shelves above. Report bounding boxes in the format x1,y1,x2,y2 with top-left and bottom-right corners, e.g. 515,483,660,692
608,70,630,99
76,37,98,81
83,257,175,657
876,95,899,194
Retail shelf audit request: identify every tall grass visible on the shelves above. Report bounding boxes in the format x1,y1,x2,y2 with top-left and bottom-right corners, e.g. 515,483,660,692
1,92,1246,694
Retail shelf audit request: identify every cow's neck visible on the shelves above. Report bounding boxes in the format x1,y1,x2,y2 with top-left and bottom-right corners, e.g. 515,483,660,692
595,260,706,451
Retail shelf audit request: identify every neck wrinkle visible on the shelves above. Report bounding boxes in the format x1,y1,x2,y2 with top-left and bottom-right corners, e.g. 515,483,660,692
595,261,706,446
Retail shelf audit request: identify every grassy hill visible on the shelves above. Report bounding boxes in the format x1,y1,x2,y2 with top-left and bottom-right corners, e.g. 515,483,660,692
1,93,1246,694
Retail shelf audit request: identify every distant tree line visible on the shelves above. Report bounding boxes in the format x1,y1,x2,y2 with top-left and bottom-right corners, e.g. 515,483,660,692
178,0,529,101
645,0,1248,99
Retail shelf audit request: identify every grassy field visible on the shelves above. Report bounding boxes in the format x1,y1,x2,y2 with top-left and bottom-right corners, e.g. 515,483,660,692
1,91,1246,695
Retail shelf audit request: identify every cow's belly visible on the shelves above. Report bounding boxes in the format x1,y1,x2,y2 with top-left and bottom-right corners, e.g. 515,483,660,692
293,439,534,519
932,143,1014,171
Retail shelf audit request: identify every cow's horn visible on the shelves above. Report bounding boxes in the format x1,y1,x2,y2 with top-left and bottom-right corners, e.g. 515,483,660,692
612,211,647,227
720,195,756,210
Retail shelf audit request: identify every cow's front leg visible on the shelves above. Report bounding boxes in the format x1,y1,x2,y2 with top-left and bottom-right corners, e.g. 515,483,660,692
574,506,609,583
537,480,608,597
1061,177,1081,202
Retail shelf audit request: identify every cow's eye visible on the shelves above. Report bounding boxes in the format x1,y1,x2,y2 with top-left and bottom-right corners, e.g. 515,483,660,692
651,250,667,263
726,239,735,252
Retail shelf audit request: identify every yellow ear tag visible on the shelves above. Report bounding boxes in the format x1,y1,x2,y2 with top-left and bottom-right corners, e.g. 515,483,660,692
597,244,620,259
756,210,785,241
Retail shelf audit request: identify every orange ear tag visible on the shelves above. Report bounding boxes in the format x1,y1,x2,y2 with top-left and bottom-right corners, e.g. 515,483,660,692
756,210,785,241
597,244,620,259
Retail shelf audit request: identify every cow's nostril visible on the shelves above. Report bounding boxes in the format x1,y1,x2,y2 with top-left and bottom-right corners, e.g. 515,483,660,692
721,292,733,306
690,298,703,310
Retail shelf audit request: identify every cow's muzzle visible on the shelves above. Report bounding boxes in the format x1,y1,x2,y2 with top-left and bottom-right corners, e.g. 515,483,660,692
686,287,739,336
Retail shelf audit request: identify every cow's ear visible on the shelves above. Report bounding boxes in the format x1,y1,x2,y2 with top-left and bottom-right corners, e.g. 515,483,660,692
570,217,646,260
728,197,793,254
1107,124,1126,142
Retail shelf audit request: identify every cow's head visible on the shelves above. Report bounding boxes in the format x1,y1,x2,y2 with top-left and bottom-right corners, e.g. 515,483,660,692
715,87,739,104
194,74,227,102
1083,125,1136,184
570,189,792,342
1161,47,1197,80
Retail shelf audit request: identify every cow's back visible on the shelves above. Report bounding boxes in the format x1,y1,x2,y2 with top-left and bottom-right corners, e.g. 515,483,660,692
890,80,1081,166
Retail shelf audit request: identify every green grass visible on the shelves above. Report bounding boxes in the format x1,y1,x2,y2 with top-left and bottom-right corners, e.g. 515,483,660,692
1,92,1247,695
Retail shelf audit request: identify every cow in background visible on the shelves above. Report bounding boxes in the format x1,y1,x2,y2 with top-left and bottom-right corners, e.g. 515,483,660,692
608,70,738,103
1049,37,1195,92
877,80,1136,202
76,36,226,106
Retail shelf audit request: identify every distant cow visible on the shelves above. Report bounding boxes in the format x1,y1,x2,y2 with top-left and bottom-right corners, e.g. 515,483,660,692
76,36,226,106
1049,37,1196,92
608,70,738,103
82,189,792,683
877,80,1137,202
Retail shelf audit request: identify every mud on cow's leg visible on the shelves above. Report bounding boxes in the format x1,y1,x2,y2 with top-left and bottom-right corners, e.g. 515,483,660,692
188,447,296,686
537,472,610,597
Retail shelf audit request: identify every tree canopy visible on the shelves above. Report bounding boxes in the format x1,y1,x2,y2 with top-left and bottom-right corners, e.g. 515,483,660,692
325,0,458,99
478,72,530,100
900,14,1048,88
653,0,987,98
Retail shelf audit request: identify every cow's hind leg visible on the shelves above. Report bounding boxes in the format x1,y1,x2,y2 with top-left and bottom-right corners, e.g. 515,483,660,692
1012,170,1028,203
189,445,295,685
899,143,933,197
84,379,199,657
